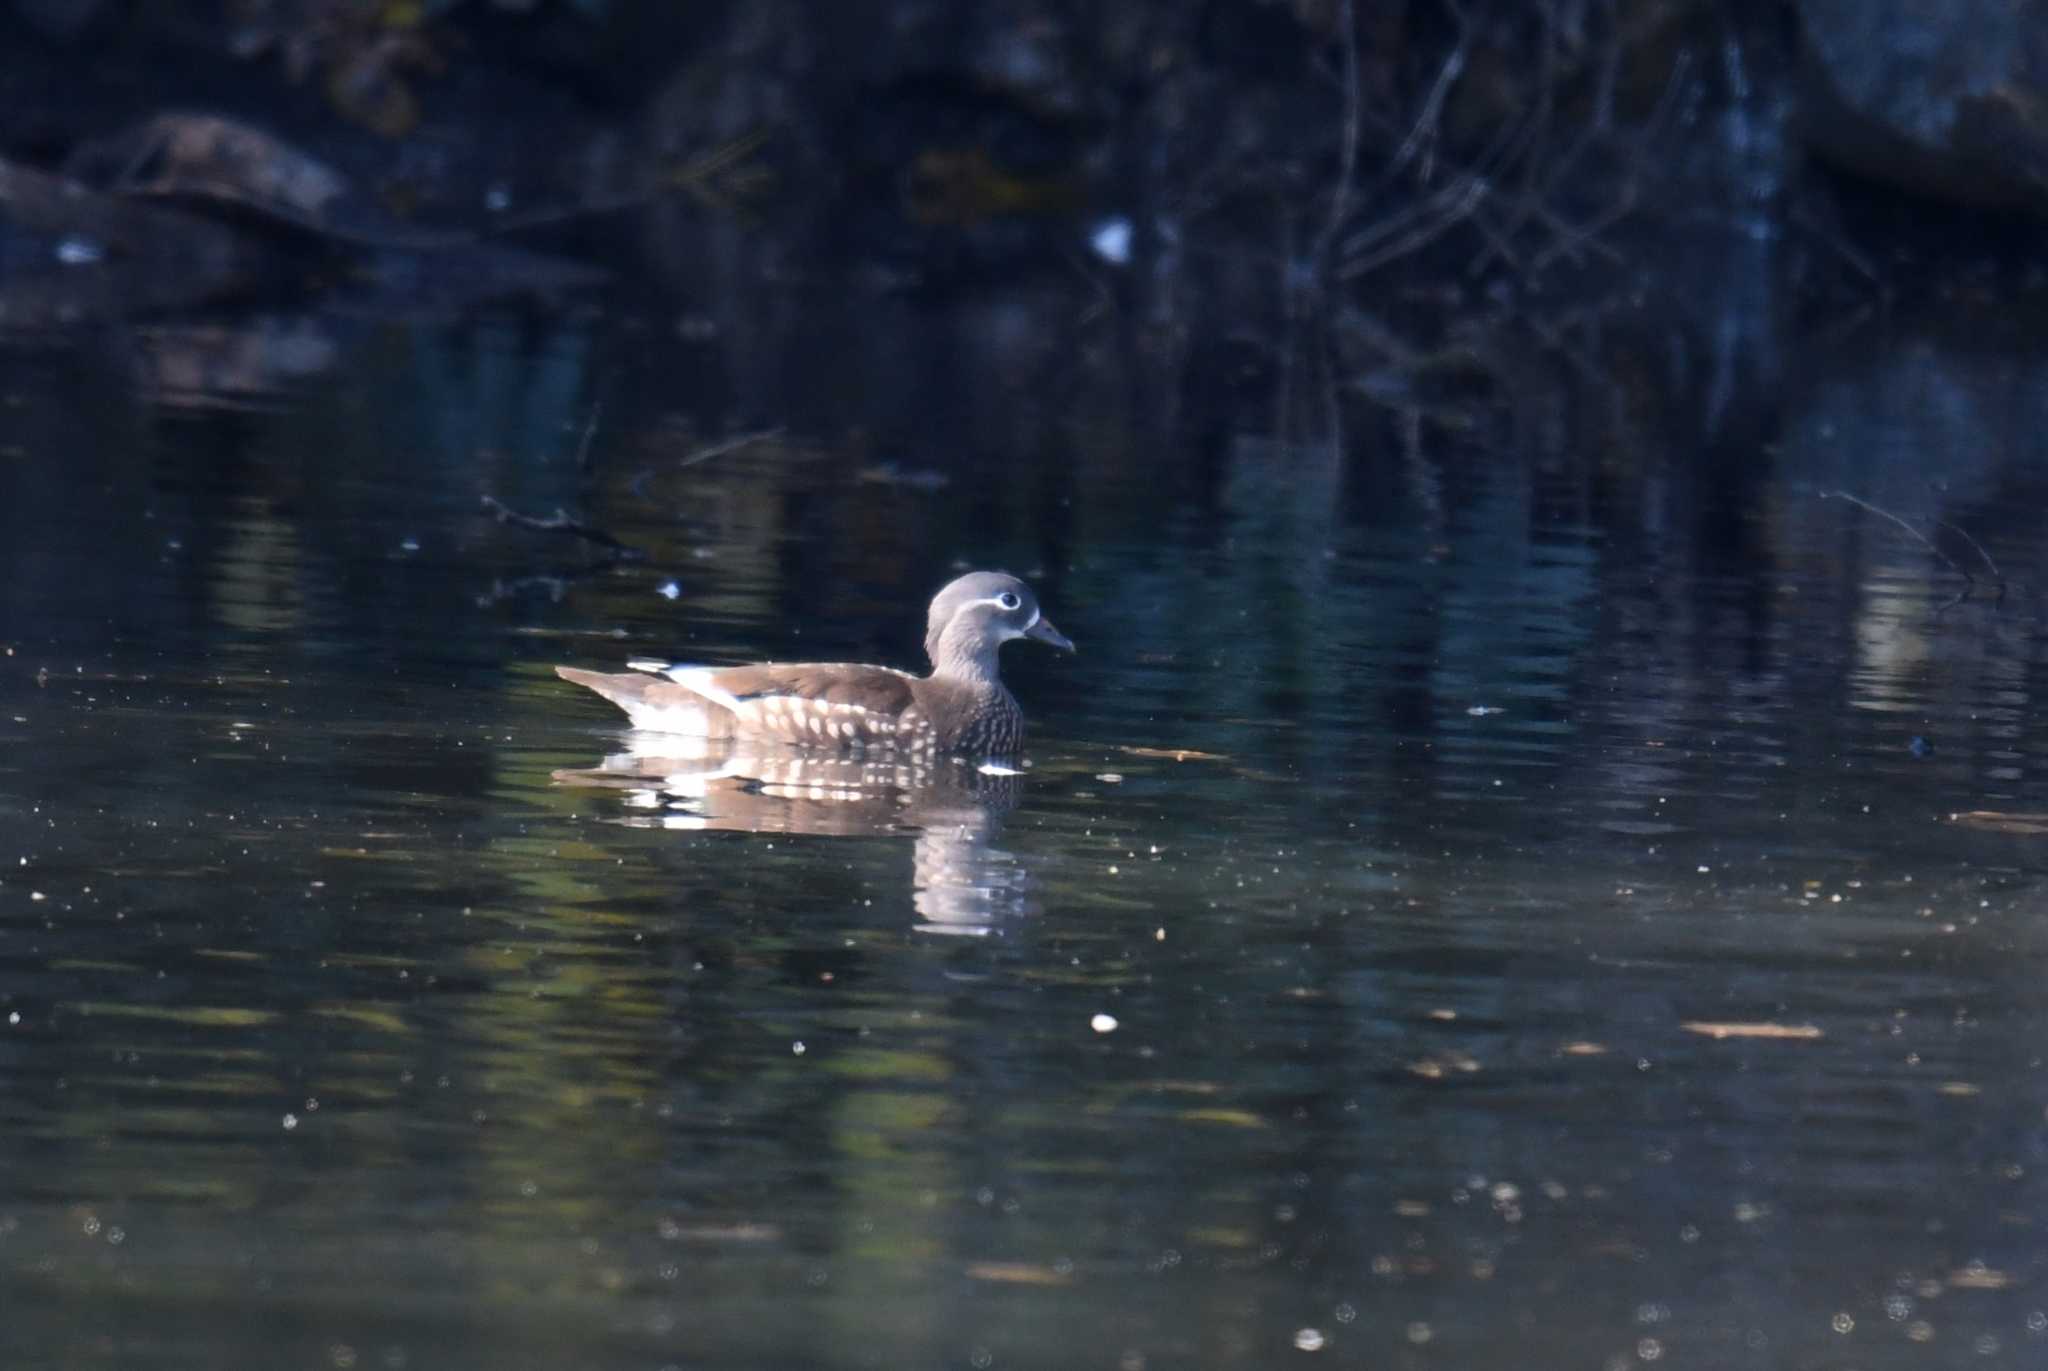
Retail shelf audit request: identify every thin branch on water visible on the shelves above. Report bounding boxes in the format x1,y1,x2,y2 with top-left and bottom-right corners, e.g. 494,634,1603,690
676,426,785,471
573,399,604,474
628,427,787,502
480,495,642,558
1931,516,2006,595
1819,490,1971,587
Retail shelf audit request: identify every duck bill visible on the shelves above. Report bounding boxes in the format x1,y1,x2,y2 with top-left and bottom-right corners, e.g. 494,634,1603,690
1026,616,1075,652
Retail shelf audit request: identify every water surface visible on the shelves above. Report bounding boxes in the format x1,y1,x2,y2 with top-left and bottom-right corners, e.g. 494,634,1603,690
4,290,2048,1369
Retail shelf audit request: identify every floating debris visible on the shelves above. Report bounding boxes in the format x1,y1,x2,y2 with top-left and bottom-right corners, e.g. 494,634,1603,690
965,1262,1073,1287
856,462,950,491
1681,1022,1823,1041
1951,811,2048,834
1948,1264,2011,1290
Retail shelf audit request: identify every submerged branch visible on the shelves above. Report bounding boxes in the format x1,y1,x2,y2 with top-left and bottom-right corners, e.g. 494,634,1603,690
1818,490,1991,603
480,495,642,558
573,400,604,474
1931,515,2004,592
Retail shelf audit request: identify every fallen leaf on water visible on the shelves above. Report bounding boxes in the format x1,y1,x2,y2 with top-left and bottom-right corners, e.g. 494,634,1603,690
1947,1266,2011,1290
1681,1021,1823,1040
965,1262,1072,1286
1937,1081,1981,1097
318,847,409,860
1117,745,1228,762
1950,810,2048,834
1178,1108,1270,1129
1561,1041,1609,1056
664,1223,780,1244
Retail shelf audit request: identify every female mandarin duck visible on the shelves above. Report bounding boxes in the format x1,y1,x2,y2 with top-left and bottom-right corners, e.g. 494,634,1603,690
555,571,1072,755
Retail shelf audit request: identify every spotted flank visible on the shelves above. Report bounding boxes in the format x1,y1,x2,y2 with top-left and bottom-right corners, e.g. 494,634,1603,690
722,672,939,754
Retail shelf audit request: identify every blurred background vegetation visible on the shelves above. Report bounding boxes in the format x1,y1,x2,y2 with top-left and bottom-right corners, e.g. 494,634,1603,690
8,1,2043,398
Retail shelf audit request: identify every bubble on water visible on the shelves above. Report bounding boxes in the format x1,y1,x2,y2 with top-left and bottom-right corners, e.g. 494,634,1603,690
1292,1328,1325,1352
1884,1295,1912,1320
1091,1013,1119,1033
1405,1323,1432,1345
282,1113,298,1131
1831,1313,1854,1334
1636,1338,1662,1361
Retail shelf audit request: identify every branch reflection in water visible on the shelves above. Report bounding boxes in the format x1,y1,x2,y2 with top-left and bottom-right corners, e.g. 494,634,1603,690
552,732,1032,936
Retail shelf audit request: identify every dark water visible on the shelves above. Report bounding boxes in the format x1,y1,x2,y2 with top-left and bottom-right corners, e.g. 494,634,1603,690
5,274,2048,1370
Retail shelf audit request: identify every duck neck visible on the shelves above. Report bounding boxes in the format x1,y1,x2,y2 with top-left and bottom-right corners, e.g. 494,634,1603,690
928,630,1004,693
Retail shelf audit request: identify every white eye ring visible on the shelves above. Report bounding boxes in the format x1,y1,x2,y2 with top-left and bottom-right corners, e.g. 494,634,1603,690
997,591,1021,610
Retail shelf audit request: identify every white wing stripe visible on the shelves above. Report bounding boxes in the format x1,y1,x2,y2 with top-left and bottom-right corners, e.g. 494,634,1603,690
660,667,745,713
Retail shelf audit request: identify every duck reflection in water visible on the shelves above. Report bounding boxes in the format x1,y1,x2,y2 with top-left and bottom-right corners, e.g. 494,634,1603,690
552,733,1032,936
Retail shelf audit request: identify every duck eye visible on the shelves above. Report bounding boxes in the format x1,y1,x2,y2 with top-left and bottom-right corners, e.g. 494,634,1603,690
997,591,1021,611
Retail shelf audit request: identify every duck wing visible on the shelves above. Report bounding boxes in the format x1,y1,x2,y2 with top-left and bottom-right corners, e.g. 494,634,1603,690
557,661,924,748
670,663,923,748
